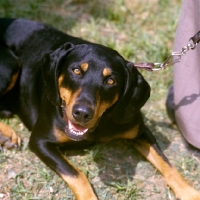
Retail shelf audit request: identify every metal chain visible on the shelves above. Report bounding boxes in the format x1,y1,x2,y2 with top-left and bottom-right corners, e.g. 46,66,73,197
133,31,200,71
152,36,198,71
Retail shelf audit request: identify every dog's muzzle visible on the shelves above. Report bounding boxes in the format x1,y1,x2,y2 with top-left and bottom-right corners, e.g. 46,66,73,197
61,101,94,141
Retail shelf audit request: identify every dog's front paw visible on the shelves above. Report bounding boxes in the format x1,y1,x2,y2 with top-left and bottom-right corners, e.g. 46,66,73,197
0,122,21,150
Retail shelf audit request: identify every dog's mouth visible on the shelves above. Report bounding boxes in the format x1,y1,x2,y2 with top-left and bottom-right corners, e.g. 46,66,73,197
61,102,89,141
67,120,88,141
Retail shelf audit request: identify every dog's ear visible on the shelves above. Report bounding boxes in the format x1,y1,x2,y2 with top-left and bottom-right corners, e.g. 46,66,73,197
42,42,75,106
111,62,150,124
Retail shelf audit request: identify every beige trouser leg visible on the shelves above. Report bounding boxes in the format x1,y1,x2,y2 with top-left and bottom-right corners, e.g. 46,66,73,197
174,0,200,148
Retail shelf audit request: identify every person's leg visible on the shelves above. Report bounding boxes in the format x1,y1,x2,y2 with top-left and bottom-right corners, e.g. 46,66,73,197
170,0,200,148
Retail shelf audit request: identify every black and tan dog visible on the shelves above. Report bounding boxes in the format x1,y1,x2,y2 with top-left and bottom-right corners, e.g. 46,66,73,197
0,18,199,200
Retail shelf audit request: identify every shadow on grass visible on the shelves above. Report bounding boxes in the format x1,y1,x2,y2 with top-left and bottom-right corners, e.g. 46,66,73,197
145,119,172,150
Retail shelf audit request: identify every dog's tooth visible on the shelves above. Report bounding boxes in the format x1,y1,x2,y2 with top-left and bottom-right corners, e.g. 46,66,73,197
69,128,88,136
83,129,88,133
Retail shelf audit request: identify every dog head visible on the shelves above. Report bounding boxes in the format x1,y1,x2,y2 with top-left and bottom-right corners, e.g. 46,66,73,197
42,42,150,141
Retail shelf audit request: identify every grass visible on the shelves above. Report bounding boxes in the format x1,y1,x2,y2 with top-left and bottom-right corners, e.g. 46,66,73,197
1,0,200,199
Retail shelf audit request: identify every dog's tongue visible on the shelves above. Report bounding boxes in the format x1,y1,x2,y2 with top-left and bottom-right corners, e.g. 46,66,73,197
68,120,88,132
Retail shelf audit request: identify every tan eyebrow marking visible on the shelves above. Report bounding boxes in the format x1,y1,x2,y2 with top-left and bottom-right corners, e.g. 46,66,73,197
80,62,89,72
102,68,112,77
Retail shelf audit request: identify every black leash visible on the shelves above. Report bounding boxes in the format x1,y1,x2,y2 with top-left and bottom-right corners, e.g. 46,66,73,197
133,31,200,71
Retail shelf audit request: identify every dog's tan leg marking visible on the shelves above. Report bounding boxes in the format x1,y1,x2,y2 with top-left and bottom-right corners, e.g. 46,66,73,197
59,157,97,200
133,138,200,200
61,172,97,200
0,122,21,149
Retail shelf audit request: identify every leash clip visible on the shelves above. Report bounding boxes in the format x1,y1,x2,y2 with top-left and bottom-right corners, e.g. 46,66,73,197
152,51,182,71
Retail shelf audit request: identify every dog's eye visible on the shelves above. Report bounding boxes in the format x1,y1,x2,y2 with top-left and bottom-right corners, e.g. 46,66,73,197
73,68,81,75
107,78,115,85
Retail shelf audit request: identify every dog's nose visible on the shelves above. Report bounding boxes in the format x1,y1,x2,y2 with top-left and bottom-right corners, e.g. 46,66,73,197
72,104,94,123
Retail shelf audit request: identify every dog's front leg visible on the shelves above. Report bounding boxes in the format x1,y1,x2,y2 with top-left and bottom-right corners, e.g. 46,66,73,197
132,126,200,200
29,135,97,200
